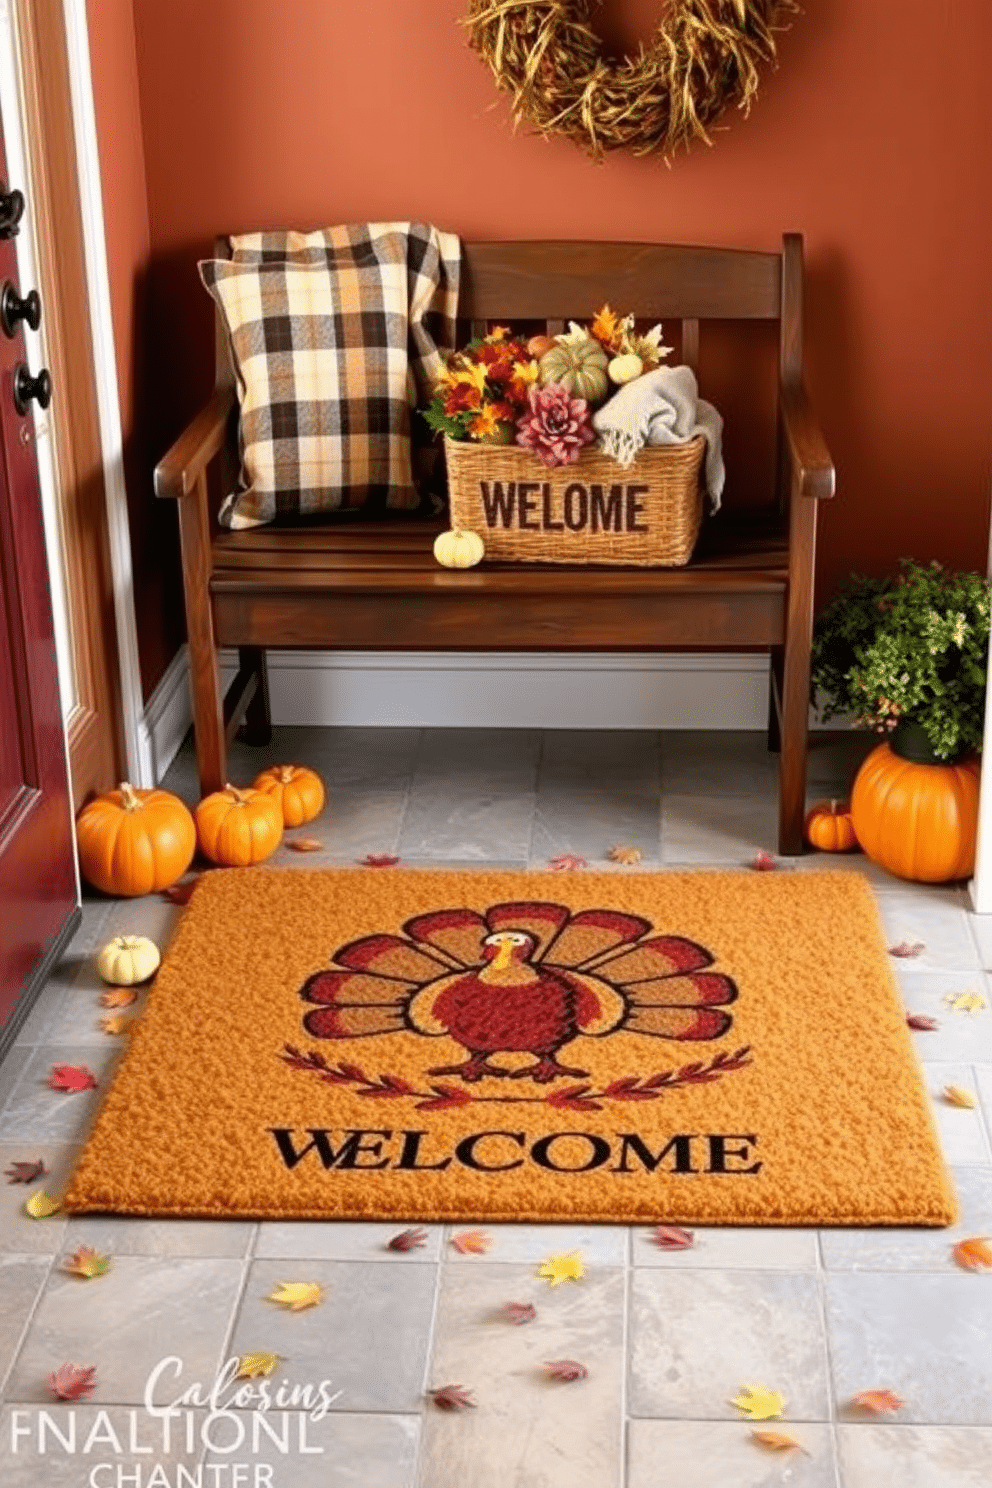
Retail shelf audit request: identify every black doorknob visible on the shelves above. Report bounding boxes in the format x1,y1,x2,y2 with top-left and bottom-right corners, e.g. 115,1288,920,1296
1,282,40,337
13,363,51,415
0,185,24,240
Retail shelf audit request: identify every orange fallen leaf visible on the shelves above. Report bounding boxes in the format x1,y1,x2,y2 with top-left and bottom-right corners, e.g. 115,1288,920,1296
751,1429,808,1454
549,854,586,871
99,986,138,1009
267,1281,323,1311
50,1364,97,1400
387,1227,429,1252
429,1384,475,1411
851,1388,904,1413
943,1085,978,1109
451,1229,491,1255
652,1225,695,1251
287,838,323,853
63,1246,112,1279
607,845,642,864
49,1064,97,1093
544,1359,588,1382
99,1015,134,1037
953,1237,992,1272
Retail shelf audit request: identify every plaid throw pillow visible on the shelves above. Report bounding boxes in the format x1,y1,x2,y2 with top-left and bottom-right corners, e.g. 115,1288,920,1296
199,222,460,528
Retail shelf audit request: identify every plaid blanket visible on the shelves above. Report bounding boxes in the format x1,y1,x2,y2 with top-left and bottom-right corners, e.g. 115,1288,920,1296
200,222,461,528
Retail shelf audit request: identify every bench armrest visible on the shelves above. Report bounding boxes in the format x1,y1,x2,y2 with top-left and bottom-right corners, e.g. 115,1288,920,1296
780,381,835,500
154,388,235,499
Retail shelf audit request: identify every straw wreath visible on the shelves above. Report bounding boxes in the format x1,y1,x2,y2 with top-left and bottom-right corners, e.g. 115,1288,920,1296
464,0,799,160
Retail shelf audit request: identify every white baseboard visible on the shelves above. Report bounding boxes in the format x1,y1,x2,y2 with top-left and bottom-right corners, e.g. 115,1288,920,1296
143,645,839,786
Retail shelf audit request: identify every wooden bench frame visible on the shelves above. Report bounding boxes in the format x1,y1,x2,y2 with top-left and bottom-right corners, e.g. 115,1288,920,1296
154,234,834,853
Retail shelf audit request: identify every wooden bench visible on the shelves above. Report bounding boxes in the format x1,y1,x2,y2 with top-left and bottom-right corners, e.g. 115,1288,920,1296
154,235,834,854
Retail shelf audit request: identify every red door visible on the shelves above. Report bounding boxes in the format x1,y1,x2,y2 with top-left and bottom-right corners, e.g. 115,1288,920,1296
0,104,78,1050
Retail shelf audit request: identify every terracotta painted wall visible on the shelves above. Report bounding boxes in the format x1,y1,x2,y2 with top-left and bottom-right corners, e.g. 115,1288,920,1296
117,0,991,696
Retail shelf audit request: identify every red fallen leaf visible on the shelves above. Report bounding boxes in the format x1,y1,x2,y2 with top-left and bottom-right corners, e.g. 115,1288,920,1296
162,874,204,905
361,854,400,867
49,1065,97,1093
451,1229,491,1255
953,1237,992,1272
850,1388,904,1413
888,940,926,958
387,1227,428,1252
5,1159,46,1184
544,1359,588,1382
502,1301,537,1325
906,1013,940,1031
429,1384,475,1411
652,1224,695,1251
549,854,586,871
50,1364,97,1400
751,850,779,871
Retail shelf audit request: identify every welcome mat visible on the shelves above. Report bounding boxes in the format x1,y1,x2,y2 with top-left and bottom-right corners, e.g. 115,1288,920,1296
65,868,956,1226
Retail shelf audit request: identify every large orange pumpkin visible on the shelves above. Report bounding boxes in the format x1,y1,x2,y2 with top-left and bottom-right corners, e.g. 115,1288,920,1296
76,783,196,896
850,743,981,883
804,799,858,853
251,764,325,827
195,785,284,866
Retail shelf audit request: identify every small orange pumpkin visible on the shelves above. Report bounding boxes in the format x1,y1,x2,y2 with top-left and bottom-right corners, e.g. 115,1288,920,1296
804,799,858,853
75,782,196,896
195,785,284,866
850,744,981,883
251,764,326,827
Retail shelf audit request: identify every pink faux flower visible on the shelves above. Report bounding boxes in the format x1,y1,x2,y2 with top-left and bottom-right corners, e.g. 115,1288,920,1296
516,383,596,469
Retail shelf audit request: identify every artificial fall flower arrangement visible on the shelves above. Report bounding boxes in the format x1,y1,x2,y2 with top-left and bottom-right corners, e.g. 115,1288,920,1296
421,306,673,469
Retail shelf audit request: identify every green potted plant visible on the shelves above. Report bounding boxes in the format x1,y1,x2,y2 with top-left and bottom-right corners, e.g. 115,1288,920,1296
810,560,991,881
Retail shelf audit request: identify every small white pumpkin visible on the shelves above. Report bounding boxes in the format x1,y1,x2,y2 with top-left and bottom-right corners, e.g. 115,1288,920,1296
433,528,485,569
608,352,644,385
96,935,161,986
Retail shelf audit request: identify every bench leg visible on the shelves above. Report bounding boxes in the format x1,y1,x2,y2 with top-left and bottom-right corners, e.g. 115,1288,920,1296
767,646,784,754
777,497,817,855
238,647,272,746
177,473,226,796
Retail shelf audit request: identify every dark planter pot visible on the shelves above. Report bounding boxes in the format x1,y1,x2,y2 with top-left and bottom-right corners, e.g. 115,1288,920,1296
889,721,961,766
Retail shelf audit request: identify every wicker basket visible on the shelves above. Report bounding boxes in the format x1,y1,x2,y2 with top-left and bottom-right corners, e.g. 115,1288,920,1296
444,434,706,566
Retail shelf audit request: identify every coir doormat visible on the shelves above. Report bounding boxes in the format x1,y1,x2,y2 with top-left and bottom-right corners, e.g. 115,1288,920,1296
65,867,956,1226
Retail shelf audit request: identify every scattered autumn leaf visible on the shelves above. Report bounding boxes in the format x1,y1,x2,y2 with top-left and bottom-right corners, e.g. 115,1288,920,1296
730,1384,785,1421
99,986,138,1009
25,1190,62,1219
451,1229,491,1255
538,1251,585,1286
429,1384,475,1411
888,940,925,958
544,1359,588,1382
50,1364,97,1401
549,854,586,871
943,1085,978,1109
267,1281,323,1312
63,1246,112,1279
953,1237,992,1272
502,1301,537,1325
850,1388,904,1413
751,1429,808,1453
387,1227,429,1252
944,990,987,1014
236,1352,281,1379
99,1015,134,1037
652,1225,695,1251
5,1159,45,1184
162,875,203,905
287,838,323,853
906,1014,940,1031
361,853,400,867
49,1064,97,1093
607,845,642,865
751,850,778,871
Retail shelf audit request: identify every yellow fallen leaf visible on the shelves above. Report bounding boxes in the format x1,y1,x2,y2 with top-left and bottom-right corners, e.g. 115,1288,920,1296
953,1237,992,1272
943,1085,978,1109
537,1251,585,1286
236,1352,281,1379
944,991,987,1014
750,1429,807,1453
730,1384,785,1421
268,1281,323,1312
25,1189,62,1220
99,1015,135,1036
63,1246,112,1279
607,845,642,865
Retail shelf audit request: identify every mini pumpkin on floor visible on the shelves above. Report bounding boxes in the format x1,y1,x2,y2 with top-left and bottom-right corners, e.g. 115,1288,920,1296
804,799,858,853
252,765,326,827
195,785,283,866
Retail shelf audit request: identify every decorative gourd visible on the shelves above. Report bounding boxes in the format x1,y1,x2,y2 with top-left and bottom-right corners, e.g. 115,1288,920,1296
804,799,858,853
96,935,160,986
850,744,981,882
75,783,196,897
433,528,485,569
195,785,284,866
252,765,326,827
608,352,643,386
527,333,558,360
539,339,609,402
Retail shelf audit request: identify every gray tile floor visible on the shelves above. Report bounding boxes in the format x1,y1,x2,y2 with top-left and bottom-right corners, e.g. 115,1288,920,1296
2,726,992,1487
